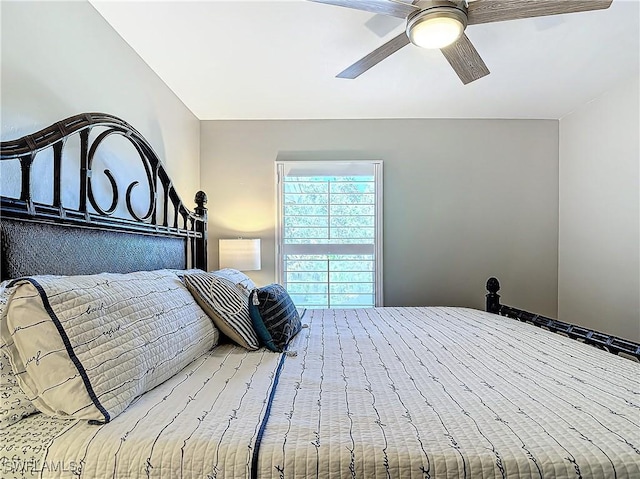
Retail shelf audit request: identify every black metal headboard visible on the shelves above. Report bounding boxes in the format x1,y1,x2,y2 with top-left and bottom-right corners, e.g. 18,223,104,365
1,113,207,279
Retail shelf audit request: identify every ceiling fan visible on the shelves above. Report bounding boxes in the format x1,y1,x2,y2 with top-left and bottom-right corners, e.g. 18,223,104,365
309,0,614,84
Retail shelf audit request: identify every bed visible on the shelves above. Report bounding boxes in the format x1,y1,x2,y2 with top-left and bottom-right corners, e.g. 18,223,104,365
1,113,638,479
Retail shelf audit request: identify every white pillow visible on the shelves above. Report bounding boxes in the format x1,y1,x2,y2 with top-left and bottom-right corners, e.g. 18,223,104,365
0,282,39,428
0,351,38,427
0,270,219,423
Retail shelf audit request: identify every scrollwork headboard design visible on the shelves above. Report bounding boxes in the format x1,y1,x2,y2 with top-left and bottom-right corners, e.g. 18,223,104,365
1,113,207,279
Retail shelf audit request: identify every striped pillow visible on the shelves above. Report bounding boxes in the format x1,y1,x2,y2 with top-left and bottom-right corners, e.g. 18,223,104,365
184,272,259,350
211,268,257,297
249,284,301,352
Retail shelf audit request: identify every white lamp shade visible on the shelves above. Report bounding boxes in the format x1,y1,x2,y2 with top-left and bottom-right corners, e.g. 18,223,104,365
219,239,261,271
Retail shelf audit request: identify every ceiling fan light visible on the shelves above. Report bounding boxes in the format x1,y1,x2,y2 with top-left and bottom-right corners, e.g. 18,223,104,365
407,12,465,49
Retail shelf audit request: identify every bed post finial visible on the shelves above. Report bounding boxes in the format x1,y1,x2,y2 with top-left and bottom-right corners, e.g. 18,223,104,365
195,190,207,211
486,277,501,314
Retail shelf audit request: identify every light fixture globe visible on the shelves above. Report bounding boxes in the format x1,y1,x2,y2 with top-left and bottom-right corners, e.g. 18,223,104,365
406,5,467,49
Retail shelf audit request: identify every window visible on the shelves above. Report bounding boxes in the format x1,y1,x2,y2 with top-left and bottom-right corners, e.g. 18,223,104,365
276,161,383,308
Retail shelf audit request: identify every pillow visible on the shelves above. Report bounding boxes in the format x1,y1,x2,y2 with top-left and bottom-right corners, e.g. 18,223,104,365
184,272,259,350
211,268,257,297
0,282,39,428
249,284,301,352
0,351,39,427
170,268,205,280
0,270,219,423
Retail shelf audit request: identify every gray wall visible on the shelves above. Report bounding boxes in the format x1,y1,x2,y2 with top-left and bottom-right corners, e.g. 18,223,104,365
1,0,200,204
559,76,640,341
201,119,559,316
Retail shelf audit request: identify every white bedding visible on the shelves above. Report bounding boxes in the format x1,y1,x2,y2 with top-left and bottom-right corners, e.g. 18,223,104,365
1,307,638,478
1,270,219,423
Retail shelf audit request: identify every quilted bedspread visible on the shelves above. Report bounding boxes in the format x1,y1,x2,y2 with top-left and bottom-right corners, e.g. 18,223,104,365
1,307,639,478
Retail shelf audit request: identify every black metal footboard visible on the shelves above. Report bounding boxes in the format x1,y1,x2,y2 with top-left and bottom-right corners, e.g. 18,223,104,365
485,277,640,361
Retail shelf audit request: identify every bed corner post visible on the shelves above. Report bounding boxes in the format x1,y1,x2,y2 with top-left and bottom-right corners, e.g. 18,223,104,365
486,277,501,314
194,190,208,270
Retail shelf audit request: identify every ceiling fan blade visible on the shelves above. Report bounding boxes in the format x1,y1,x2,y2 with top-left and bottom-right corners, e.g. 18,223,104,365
308,0,419,19
365,1,419,37
467,0,613,25
440,33,490,84
364,15,404,37
337,33,410,79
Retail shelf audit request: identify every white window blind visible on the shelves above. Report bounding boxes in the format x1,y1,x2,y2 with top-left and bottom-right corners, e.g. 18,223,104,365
276,161,383,308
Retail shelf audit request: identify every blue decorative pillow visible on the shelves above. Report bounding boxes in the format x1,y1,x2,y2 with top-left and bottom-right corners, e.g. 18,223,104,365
249,284,301,352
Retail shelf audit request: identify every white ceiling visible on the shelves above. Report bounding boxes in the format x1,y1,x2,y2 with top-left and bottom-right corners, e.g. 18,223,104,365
91,0,640,120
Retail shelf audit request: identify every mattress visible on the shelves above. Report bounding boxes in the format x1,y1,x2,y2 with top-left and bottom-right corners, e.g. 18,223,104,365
1,307,638,478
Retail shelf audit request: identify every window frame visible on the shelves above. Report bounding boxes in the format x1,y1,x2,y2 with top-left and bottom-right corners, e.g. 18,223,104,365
275,160,384,307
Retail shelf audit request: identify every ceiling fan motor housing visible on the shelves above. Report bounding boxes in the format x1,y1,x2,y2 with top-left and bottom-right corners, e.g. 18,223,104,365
407,0,469,48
